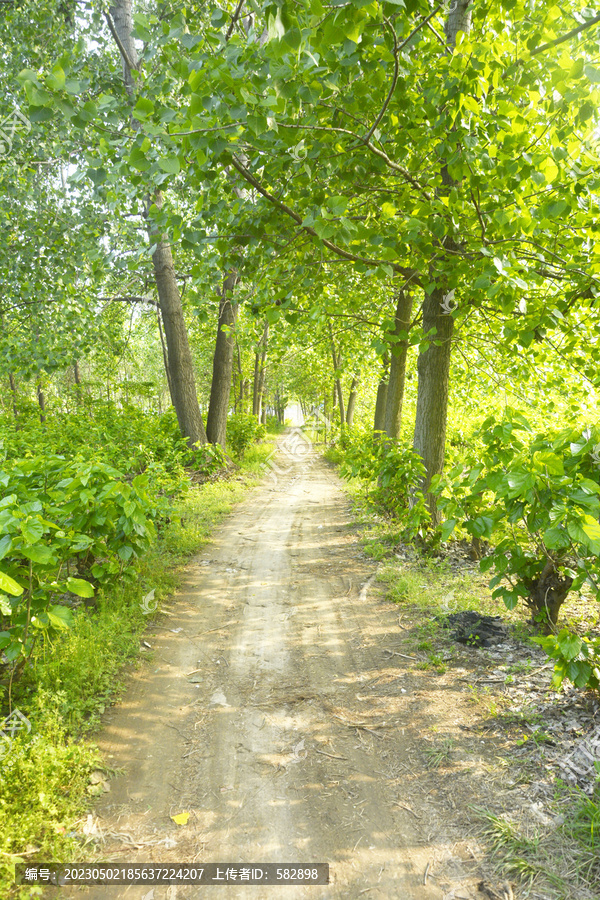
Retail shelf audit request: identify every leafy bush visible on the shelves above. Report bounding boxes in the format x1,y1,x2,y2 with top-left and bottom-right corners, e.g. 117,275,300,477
533,629,600,691
0,455,167,672
437,413,600,625
184,442,228,476
338,430,430,539
227,413,265,458
434,412,600,689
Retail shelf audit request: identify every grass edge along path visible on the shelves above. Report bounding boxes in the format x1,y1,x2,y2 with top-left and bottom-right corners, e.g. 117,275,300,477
0,439,277,899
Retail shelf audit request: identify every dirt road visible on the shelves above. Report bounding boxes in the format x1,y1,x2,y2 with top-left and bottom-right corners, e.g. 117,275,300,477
58,438,485,899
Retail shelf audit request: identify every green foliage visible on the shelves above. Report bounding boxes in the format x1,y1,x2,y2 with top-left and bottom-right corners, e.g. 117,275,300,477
226,413,266,458
338,430,429,540
182,441,228,476
434,413,600,686
0,699,99,897
532,629,600,692
0,454,163,669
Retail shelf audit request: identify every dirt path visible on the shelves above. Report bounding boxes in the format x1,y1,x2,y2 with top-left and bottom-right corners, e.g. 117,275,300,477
58,442,486,900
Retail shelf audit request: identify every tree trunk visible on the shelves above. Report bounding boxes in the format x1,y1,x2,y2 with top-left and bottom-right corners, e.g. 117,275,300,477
36,381,46,425
252,321,269,419
108,0,206,448
152,230,208,446
412,0,471,520
525,559,574,630
234,341,243,412
206,272,239,446
346,375,359,429
373,353,389,437
413,283,454,483
8,373,19,428
384,292,413,440
329,325,345,429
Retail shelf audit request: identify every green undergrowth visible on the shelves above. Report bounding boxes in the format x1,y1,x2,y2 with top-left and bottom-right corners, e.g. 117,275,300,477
0,437,276,898
479,782,600,899
332,455,600,896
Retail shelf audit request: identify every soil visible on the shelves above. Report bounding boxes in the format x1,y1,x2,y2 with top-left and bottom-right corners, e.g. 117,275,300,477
49,441,579,900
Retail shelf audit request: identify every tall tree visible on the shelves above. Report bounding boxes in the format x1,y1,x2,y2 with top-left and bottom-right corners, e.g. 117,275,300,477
106,0,207,448
384,291,413,440
412,0,472,518
206,271,239,445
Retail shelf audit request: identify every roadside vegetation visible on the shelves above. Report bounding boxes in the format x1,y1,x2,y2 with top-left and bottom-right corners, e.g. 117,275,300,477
2,0,600,896
0,402,277,898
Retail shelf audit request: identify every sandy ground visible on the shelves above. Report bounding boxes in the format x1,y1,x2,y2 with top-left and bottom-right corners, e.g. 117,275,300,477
52,439,489,900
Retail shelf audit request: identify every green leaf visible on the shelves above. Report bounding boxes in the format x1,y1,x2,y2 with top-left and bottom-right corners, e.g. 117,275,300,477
532,451,563,475
157,156,181,175
265,306,281,325
327,195,348,216
20,519,45,544
0,571,23,596
582,514,600,544
381,202,396,219
506,472,534,496
0,535,12,561
570,58,584,79
584,65,600,83
558,631,582,661
132,97,155,120
18,68,40,85
47,605,74,629
543,526,568,549
66,577,95,598
440,518,458,541
46,64,66,91
20,544,54,564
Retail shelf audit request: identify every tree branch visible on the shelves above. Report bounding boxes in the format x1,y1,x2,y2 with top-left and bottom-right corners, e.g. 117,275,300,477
229,154,418,280
529,13,600,57
226,0,246,41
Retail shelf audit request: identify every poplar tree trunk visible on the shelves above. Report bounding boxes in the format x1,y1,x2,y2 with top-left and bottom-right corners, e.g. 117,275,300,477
384,291,413,440
8,373,19,427
412,0,471,520
329,324,345,429
206,272,239,446
252,321,269,419
36,381,46,425
346,376,359,429
373,353,389,437
151,222,208,446
108,0,206,448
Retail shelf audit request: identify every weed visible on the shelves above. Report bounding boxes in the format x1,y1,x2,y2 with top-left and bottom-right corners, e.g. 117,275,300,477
422,737,454,769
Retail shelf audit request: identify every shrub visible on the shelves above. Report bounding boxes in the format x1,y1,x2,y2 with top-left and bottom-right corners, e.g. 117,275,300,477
434,412,600,689
227,414,265,458
338,429,430,539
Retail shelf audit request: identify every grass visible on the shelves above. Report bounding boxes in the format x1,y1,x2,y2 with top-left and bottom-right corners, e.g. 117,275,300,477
422,736,454,768
0,435,277,899
478,791,600,899
330,453,600,899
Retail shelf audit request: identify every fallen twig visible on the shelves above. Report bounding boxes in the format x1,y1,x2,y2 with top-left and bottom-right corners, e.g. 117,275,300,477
423,860,432,885
315,749,348,760
382,649,418,660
